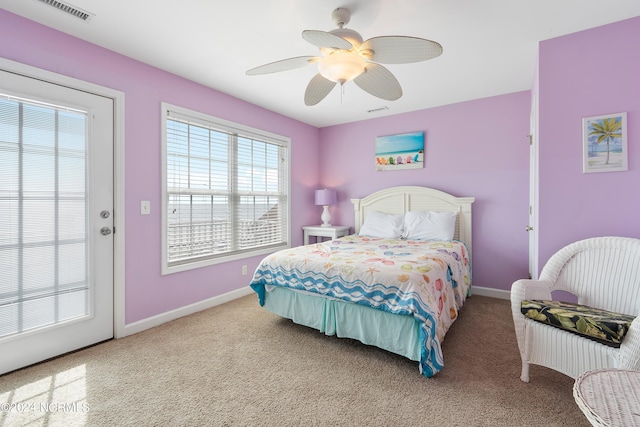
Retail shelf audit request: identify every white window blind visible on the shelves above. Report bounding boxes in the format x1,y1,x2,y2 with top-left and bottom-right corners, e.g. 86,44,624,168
162,104,289,273
0,94,89,338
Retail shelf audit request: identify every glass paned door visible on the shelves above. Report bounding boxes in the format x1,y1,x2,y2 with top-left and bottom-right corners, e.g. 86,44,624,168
0,68,114,375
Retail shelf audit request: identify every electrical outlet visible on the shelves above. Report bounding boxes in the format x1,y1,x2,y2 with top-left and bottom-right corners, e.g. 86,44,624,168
242,265,247,276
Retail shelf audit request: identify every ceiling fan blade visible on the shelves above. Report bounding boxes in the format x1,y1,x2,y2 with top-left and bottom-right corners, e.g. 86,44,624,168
361,36,443,64
302,30,352,50
304,74,337,106
246,56,319,75
354,63,402,101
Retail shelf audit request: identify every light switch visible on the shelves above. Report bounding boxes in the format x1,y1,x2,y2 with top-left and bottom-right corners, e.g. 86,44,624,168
141,200,151,215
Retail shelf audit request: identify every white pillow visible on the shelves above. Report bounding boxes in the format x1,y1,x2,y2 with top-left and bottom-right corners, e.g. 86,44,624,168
402,211,457,240
358,211,404,238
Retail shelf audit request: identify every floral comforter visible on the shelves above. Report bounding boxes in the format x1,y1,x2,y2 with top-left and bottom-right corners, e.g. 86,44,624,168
250,235,472,377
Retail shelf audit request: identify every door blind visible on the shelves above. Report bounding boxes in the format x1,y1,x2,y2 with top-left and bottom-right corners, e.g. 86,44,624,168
0,94,89,339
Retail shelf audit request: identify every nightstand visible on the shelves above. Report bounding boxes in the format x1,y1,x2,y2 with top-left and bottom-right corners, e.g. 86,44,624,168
302,225,350,245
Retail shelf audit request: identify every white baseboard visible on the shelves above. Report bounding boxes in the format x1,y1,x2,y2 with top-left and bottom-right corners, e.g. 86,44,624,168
471,285,510,300
121,284,509,338
121,286,255,337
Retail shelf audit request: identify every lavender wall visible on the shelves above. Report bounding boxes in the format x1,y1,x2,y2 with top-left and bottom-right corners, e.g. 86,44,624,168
0,10,321,323
319,92,532,290
7,8,632,322
538,16,640,266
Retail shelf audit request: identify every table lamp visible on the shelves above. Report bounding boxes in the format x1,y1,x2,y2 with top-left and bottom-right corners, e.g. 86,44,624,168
315,189,337,227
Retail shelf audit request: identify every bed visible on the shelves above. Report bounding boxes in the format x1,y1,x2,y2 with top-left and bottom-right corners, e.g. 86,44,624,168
250,186,475,377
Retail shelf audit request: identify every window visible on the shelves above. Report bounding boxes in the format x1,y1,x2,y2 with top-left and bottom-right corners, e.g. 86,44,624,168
161,103,290,274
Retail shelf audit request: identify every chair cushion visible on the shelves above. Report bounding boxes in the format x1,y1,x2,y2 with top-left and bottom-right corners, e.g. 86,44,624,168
521,300,635,347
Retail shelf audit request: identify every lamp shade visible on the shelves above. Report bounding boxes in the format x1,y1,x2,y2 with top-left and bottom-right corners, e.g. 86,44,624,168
318,51,366,84
315,189,337,206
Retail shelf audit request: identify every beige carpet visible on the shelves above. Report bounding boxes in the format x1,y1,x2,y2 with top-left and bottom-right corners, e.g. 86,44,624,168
0,294,590,426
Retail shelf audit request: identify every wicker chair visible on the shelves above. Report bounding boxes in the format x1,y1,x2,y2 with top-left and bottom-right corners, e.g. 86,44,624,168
511,236,640,382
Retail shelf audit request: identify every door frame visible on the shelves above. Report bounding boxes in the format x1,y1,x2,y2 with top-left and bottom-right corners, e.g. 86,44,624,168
529,91,539,280
0,57,127,339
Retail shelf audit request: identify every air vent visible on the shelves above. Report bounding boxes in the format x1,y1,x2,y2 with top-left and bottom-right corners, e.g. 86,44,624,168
367,106,389,113
35,0,95,21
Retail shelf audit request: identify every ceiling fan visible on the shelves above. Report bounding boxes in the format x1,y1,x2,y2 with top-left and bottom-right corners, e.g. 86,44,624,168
246,7,443,106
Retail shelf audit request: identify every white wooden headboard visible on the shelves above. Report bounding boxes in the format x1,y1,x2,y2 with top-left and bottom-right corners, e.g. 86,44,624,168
351,186,475,257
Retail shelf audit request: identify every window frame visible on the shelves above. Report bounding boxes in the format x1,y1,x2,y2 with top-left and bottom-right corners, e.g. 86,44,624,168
160,102,291,275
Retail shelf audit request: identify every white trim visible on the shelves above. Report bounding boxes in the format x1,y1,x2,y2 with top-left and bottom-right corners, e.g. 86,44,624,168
122,286,255,337
471,285,510,300
113,90,126,339
529,91,539,280
0,57,127,340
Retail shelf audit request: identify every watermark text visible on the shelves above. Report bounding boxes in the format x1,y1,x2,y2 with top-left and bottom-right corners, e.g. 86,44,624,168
1,401,90,413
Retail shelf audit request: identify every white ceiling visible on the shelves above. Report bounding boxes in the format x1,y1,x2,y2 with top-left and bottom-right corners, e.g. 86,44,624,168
2,0,639,127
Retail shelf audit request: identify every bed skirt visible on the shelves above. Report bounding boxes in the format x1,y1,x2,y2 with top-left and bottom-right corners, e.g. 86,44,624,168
262,286,421,362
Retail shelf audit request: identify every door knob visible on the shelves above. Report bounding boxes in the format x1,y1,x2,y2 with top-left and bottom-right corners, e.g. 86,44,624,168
525,226,534,232
100,227,112,236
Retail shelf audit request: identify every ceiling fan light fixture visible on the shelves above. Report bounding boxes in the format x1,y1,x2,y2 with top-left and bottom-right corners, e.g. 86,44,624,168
318,51,366,84
246,6,443,106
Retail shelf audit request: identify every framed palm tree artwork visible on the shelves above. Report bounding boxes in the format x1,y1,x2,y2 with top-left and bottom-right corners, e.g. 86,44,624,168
582,112,627,173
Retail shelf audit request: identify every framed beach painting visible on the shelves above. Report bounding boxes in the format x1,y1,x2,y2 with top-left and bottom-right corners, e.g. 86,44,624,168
582,112,627,173
375,131,424,171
